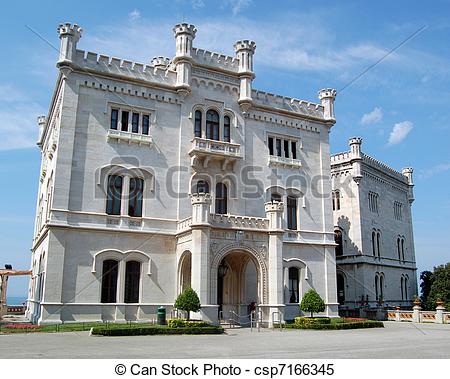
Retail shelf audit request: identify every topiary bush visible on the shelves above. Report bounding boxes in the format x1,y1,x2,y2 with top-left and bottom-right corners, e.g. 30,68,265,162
300,289,326,317
174,287,201,320
294,317,331,328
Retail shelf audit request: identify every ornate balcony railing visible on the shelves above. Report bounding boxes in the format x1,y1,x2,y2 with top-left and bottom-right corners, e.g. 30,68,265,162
209,213,269,230
268,155,301,169
190,137,242,158
107,129,153,146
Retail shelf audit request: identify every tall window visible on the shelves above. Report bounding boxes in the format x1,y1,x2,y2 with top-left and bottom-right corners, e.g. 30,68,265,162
403,276,408,300
335,229,343,256
206,110,220,140
369,192,379,213
287,196,297,230
124,261,141,303
110,109,119,130
194,110,202,138
397,237,401,260
101,260,119,303
128,178,144,217
284,140,290,158
376,232,381,257
224,115,231,142
375,275,379,301
121,110,129,132
288,267,299,303
275,139,282,157
142,115,150,135
268,137,274,155
291,141,297,159
379,275,384,300
215,183,228,214
106,175,123,215
131,112,139,133
332,190,341,211
401,238,405,261
196,180,209,194
372,231,376,256
394,201,403,220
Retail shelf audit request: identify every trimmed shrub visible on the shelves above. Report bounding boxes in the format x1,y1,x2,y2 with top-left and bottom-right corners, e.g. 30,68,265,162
300,289,326,317
167,319,210,328
174,287,201,320
291,320,383,330
294,317,331,328
91,325,223,337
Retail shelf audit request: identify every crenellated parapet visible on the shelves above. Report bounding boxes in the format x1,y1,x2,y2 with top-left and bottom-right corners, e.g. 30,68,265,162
191,48,239,72
57,22,82,66
151,56,171,69
265,201,284,232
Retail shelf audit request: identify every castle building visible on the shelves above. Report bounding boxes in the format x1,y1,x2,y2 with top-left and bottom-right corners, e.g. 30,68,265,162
331,138,417,312
26,22,340,325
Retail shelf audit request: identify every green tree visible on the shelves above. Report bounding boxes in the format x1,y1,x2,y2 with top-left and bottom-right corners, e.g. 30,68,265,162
427,263,450,311
420,270,433,307
174,287,201,320
300,289,325,318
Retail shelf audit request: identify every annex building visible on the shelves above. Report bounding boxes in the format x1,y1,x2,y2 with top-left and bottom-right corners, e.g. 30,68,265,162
26,22,416,325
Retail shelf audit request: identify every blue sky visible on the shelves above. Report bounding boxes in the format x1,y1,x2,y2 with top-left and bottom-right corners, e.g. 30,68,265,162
1,0,449,297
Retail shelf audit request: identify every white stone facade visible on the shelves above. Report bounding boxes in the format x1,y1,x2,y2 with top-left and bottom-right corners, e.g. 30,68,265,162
331,138,417,312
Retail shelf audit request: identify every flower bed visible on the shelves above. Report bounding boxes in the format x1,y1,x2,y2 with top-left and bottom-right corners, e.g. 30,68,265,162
167,319,210,328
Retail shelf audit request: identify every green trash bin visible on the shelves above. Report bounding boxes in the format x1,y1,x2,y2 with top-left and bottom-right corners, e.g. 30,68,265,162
157,307,166,325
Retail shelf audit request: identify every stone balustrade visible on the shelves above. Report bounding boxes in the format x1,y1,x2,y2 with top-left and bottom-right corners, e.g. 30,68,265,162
209,213,269,230
191,137,241,158
387,303,449,324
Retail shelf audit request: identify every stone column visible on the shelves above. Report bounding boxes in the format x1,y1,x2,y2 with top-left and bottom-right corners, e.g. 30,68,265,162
265,201,285,326
412,300,421,323
395,306,401,322
0,275,8,321
190,193,218,324
435,299,445,324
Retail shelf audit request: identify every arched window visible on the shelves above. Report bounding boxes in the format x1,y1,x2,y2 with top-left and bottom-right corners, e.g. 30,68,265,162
271,193,282,202
224,115,231,142
288,267,299,303
206,110,220,141
287,196,297,230
194,110,202,138
106,175,123,215
376,232,381,257
335,229,343,257
375,275,379,301
397,237,401,260
372,231,376,256
332,190,340,211
124,261,141,303
215,182,228,214
196,180,210,194
128,177,144,217
379,275,384,300
101,259,119,303
400,277,404,300
404,276,408,300
401,238,405,261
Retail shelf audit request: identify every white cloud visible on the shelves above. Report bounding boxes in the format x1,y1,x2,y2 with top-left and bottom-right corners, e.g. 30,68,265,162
387,121,413,145
224,0,252,15
0,84,45,150
419,163,450,179
360,107,383,125
128,9,140,21
191,0,205,9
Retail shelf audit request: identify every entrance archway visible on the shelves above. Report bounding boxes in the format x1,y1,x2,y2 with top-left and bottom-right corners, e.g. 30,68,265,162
337,272,345,305
216,250,260,317
178,251,192,294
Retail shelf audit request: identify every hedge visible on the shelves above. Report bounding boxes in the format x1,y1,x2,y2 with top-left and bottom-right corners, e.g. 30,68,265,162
282,320,383,330
91,325,224,336
167,319,210,328
294,317,331,328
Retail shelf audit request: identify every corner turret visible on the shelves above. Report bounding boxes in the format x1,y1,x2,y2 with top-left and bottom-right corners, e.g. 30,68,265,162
173,23,197,96
402,167,414,203
234,40,256,112
57,22,82,66
349,137,363,184
318,88,337,121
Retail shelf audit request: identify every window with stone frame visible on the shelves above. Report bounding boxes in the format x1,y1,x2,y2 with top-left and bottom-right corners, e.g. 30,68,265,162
267,134,299,160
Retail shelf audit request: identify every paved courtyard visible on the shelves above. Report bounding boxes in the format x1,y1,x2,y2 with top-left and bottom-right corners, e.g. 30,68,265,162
0,322,449,359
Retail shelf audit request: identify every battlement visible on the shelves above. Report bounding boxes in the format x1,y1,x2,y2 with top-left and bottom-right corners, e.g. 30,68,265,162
151,56,171,67
191,48,239,73
349,137,363,145
318,88,337,100
362,154,408,183
57,22,82,38
252,89,325,119
330,151,351,164
173,23,197,37
234,40,256,52
73,49,176,86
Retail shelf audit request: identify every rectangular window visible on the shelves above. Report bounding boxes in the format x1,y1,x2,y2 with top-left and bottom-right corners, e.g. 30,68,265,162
110,109,119,130
106,175,123,215
288,267,299,303
284,140,290,158
276,139,282,157
128,177,144,217
268,137,274,155
287,196,297,230
291,141,297,159
121,111,129,132
142,114,150,135
101,260,119,303
131,112,139,133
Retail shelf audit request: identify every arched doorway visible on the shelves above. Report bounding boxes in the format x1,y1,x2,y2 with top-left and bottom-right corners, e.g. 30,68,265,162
337,272,345,305
216,251,260,318
178,251,192,293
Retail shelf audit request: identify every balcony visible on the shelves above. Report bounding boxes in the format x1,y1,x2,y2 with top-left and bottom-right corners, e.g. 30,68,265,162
268,155,302,169
209,213,269,231
189,137,242,170
107,129,153,146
